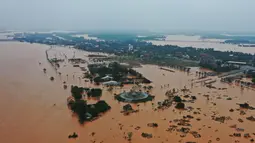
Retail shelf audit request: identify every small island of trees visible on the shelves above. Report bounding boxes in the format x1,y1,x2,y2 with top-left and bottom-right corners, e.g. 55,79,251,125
68,86,110,124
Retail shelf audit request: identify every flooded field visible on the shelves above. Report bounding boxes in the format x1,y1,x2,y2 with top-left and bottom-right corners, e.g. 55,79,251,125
0,42,255,143
148,35,255,54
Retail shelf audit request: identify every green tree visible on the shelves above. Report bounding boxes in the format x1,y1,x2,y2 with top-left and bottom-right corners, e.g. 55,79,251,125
88,88,102,97
252,78,255,83
127,132,133,141
70,100,87,124
71,86,83,100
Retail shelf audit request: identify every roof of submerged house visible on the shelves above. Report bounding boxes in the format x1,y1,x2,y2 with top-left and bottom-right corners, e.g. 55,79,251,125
102,81,120,85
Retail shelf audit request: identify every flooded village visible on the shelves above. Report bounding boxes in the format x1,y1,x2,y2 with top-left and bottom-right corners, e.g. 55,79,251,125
0,32,255,143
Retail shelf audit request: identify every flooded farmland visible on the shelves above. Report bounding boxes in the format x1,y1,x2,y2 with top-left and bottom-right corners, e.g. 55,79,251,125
0,42,255,143
148,35,255,54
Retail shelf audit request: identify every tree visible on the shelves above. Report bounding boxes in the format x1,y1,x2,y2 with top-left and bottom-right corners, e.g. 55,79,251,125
173,96,182,102
175,102,185,109
88,88,102,97
70,100,87,124
50,76,54,81
127,132,133,141
198,72,201,77
71,86,83,100
94,76,103,82
87,100,111,117
252,78,255,83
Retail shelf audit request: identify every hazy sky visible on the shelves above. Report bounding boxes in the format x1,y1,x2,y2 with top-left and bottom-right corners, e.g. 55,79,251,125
0,0,255,32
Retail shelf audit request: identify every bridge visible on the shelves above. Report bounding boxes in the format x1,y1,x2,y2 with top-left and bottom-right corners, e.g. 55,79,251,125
218,66,255,78
218,69,244,78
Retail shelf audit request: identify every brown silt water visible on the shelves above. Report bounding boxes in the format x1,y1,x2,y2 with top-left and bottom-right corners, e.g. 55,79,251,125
0,42,255,143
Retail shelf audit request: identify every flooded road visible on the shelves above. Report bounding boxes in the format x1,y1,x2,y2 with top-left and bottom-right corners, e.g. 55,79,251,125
0,42,255,143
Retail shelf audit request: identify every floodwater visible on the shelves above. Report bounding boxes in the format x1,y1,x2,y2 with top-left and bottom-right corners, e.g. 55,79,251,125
0,42,255,143
149,35,255,54
0,33,9,39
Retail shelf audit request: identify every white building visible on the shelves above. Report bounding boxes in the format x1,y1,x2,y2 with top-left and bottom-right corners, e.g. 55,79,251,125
128,44,134,51
101,75,113,81
102,81,120,86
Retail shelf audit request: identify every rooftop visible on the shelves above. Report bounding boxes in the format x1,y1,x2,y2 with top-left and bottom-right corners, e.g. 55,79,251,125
227,61,247,65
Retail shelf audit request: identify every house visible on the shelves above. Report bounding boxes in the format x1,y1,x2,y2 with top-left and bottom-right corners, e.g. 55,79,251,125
102,81,120,86
101,75,113,81
199,53,217,68
128,44,134,51
246,70,255,77
242,66,255,77
227,61,247,65
226,61,247,68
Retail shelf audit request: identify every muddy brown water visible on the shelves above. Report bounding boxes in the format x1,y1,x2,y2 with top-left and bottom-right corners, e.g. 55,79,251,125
0,42,255,143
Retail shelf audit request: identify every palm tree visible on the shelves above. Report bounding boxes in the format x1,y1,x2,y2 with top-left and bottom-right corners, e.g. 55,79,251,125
173,88,176,93
127,132,133,141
